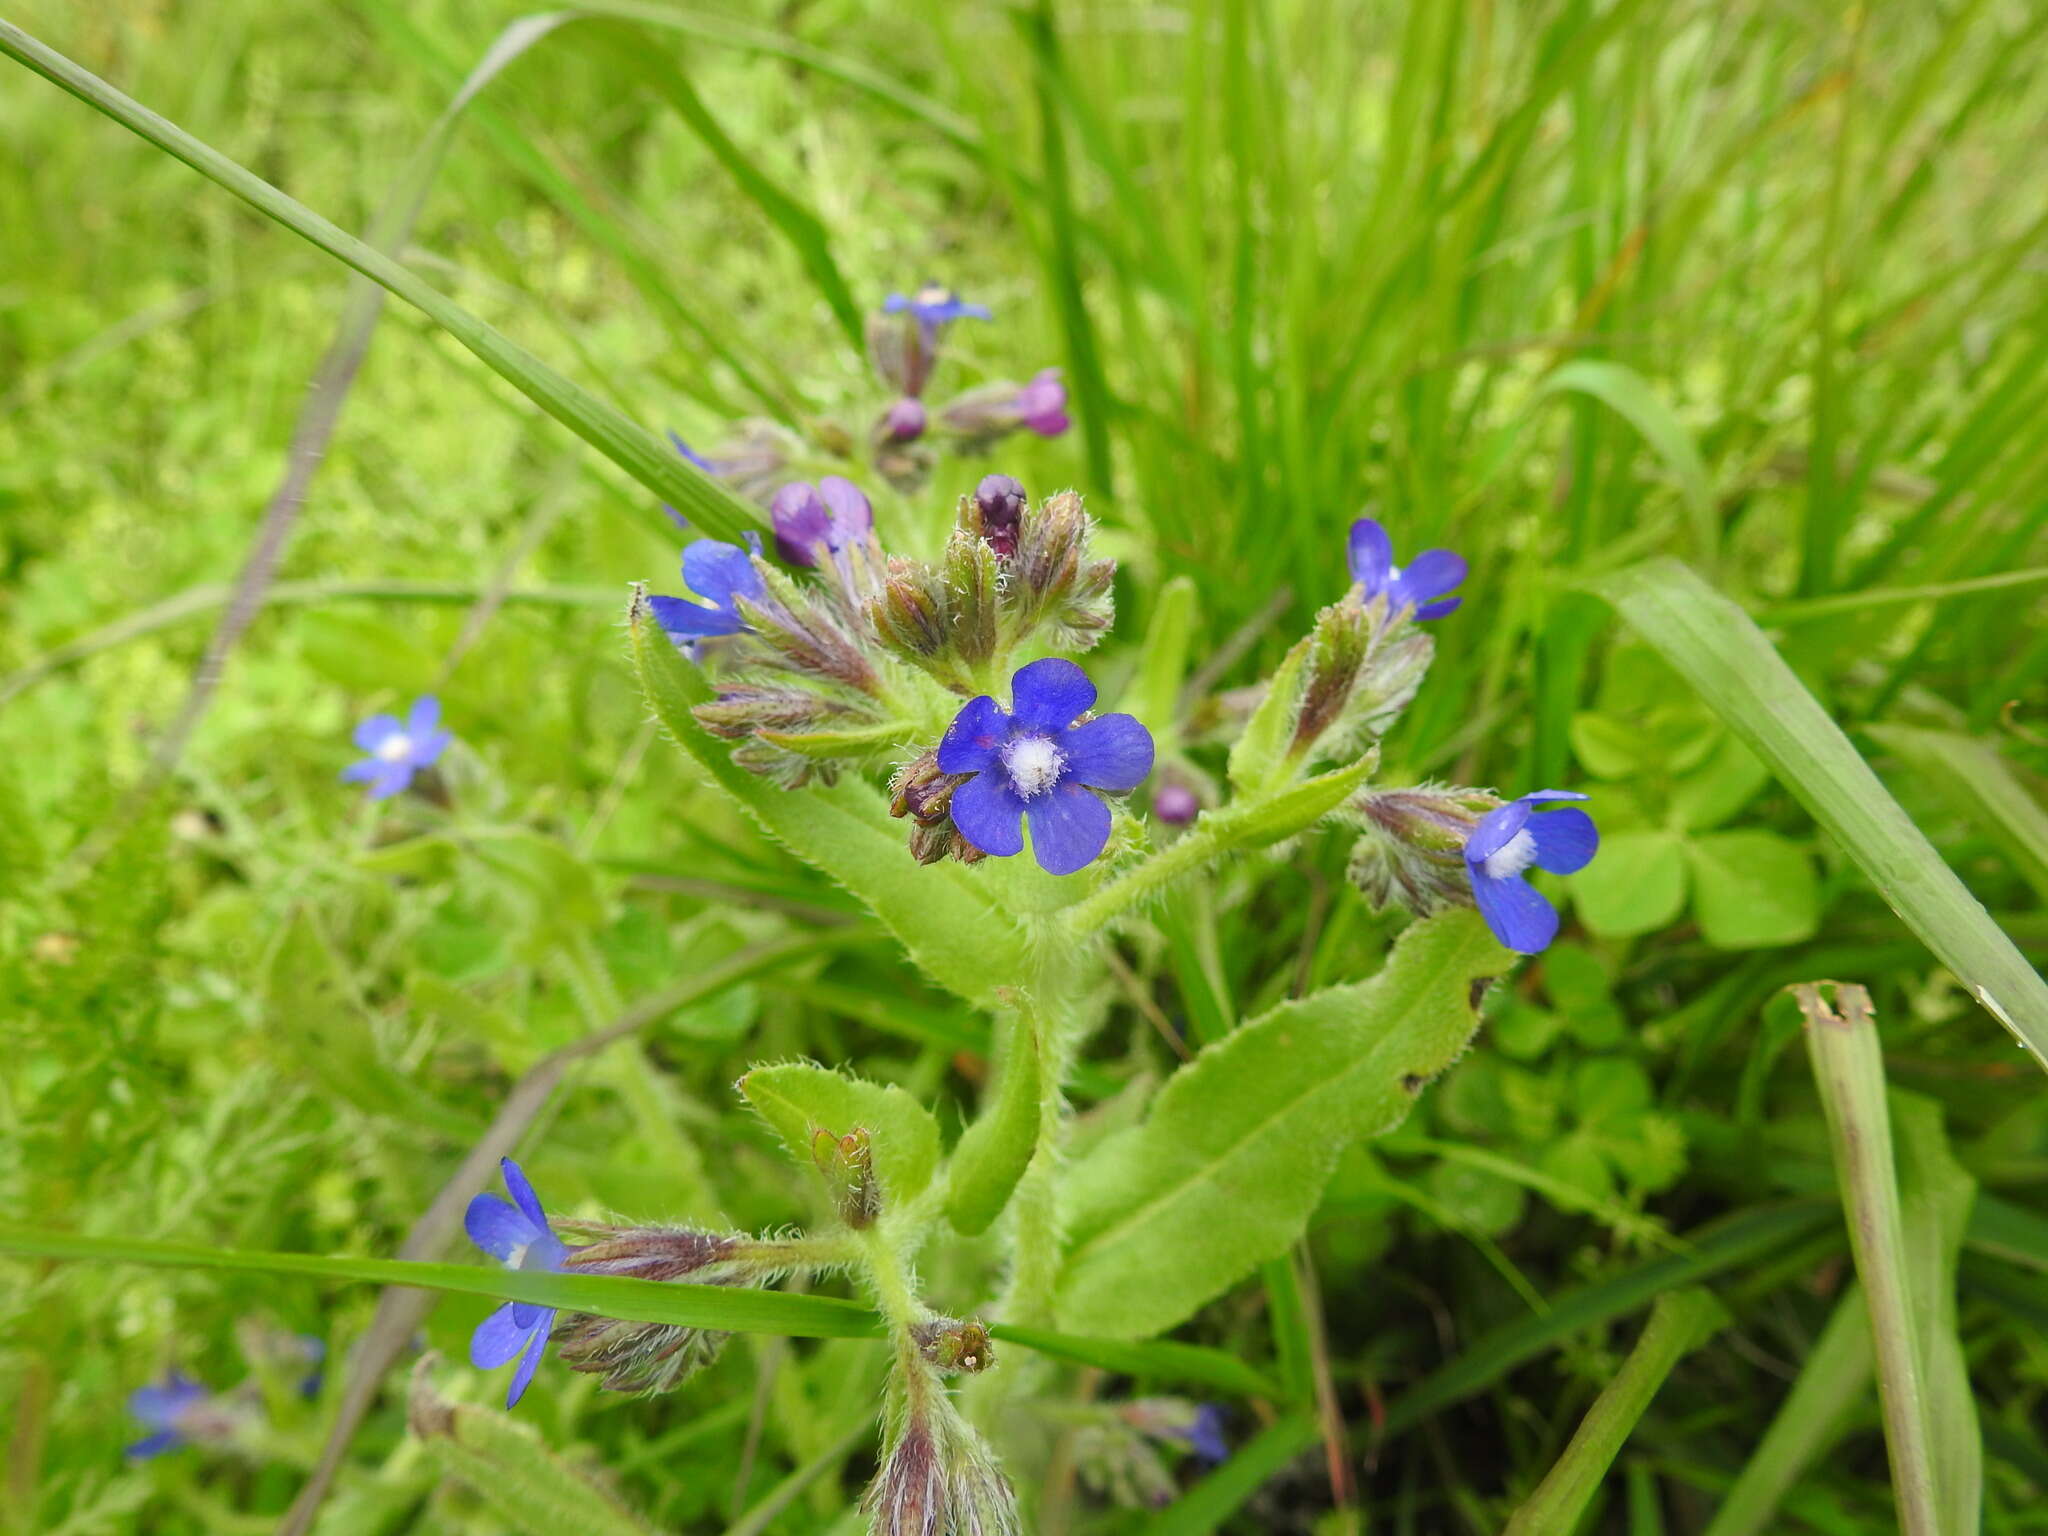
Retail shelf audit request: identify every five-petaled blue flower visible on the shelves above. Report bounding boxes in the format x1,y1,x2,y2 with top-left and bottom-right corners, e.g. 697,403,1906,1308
1463,791,1597,954
1347,518,1466,620
770,477,873,567
938,658,1154,875
125,1371,214,1460
465,1157,569,1409
884,283,992,336
649,536,767,646
342,696,452,800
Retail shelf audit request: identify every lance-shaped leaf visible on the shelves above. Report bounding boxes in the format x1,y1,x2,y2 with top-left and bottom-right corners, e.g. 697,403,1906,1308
1056,911,1506,1337
945,1004,1045,1236
629,589,1027,1006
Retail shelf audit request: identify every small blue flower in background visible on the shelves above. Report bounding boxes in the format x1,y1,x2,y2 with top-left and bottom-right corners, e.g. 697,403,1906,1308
465,1157,569,1409
1464,790,1598,954
769,477,873,567
342,696,452,800
293,1334,326,1399
1347,517,1466,620
884,283,992,337
649,535,767,647
125,1371,214,1459
661,431,717,528
1176,1404,1229,1466
1012,368,1070,437
938,658,1154,875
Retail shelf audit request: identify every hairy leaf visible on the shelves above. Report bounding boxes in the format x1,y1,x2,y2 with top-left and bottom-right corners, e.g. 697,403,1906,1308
1055,911,1504,1337
740,1062,942,1208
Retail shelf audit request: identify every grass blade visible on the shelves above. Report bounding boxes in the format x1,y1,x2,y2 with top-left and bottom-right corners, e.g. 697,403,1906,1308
0,18,762,545
1793,981,1942,1536
1502,1289,1730,1536
1586,558,2048,1064
1141,1409,1320,1536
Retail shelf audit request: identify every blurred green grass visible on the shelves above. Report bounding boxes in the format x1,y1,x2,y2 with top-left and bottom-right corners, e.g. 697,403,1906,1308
2,0,2045,1531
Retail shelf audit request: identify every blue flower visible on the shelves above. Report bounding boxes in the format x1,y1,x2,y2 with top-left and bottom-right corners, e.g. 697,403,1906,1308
667,430,715,475
937,658,1154,875
1180,1404,1229,1466
884,283,992,335
464,1157,569,1409
1346,518,1466,620
648,535,767,645
125,1371,214,1460
769,477,874,567
1463,791,1598,954
341,696,452,800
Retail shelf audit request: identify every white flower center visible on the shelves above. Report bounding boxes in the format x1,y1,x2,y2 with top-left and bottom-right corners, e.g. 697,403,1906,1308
1480,827,1538,881
1003,735,1066,799
504,1241,530,1270
1388,562,1403,582
376,733,414,762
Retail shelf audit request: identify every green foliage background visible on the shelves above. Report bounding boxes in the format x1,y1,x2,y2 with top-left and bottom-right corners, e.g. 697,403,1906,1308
2,0,2045,1531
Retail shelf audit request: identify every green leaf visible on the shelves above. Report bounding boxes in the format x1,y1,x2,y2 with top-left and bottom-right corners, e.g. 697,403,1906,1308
1119,575,1199,741
1869,724,2048,905
1569,710,1644,778
1668,730,1773,831
0,19,763,545
1229,749,1380,848
629,590,1028,1007
1055,911,1505,1338
945,1007,1045,1236
1570,827,1688,938
1587,558,2048,1061
1225,633,1309,795
984,1325,1278,1400
1500,1290,1730,1536
739,1062,942,1209
1685,830,1819,949
0,1224,882,1338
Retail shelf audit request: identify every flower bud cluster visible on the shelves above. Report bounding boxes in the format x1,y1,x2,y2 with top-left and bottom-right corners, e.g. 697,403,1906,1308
1281,592,1435,770
552,1225,764,1395
1346,784,1501,917
888,750,986,867
865,1389,1020,1536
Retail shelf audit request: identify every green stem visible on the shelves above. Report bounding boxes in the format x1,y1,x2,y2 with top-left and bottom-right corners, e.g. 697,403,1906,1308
1061,813,1236,937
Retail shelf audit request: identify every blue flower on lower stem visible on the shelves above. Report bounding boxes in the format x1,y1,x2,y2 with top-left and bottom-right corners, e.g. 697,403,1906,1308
649,535,767,646
1463,790,1598,954
341,696,452,800
464,1157,569,1409
1346,517,1466,620
125,1372,214,1459
937,658,1154,875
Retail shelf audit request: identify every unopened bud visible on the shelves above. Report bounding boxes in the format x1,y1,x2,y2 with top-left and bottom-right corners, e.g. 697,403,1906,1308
555,1227,755,1394
966,473,1027,559
940,530,1000,669
912,1318,995,1375
869,559,949,660
1291,600,1373,756
1010,489,1115,649
811,1126,880,1228
889,750,966,825
879,396,927,444
1348,785,1501,917
1153,781,1201,826
864,1398,1020,1536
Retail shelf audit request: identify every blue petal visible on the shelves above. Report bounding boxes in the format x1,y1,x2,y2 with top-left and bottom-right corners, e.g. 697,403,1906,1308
407,695,442,738
129,1377,203,1429
1464,799,1532,866
1470,870,1559,954
950,772,1027,857
683,539,766,610
1518,789,1589,806
817,476,873,545
470,1303,534,1370
365,760,415,800
352,713,402,752
465,1193,542,1263
1347,518,1392,591
339,759,383,785
1390,548,1466,611
1059,714,1154,793
937,696,1009,775
1009,657,1096,733
412,727,453,767
500,1158,549,1232
1024,782,1112,875
647,593,744,641
1413,595,1463,621
770,483,831,566
1186,1405,1230,1465
125,1429,183,1460
668,430,713,472
1528,806,1598,874
505,1314,553,1408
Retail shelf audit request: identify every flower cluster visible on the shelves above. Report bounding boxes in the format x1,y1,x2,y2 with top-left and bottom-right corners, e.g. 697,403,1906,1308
464,1158,781,1407
125,1372,243,1460
649,469,1148,872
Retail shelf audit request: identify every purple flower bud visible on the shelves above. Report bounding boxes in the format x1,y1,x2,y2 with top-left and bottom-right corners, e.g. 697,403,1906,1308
1013,368,1070,436
881,396,928,444
1153,782,1201,826
973,474,1028,559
